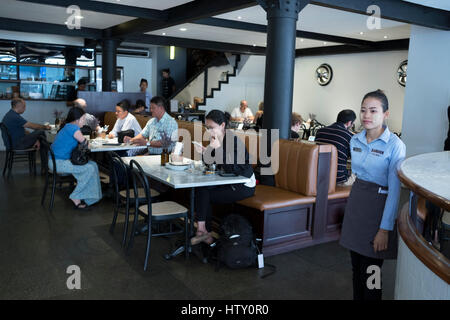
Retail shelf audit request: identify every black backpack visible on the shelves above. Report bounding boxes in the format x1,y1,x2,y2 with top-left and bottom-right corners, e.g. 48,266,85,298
215,214,258,269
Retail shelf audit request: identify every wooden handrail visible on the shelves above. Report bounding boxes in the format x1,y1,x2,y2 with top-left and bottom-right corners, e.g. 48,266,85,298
398,202,450,284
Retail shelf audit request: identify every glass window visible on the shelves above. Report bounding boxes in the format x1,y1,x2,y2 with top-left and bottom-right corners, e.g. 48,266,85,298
0,41,16,62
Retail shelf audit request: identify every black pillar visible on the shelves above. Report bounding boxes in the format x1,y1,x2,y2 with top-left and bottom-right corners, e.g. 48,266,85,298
101,38,119,92
260,0,304,139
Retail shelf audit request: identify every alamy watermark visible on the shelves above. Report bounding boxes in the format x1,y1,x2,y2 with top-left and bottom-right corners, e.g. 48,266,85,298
66,265,81,290
366,265,381,290
66,5,82,30
366,5,381,30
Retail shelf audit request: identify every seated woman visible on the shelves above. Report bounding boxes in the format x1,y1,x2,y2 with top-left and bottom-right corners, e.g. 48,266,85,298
51,107,102,209
191,110,256,244
253,101,264,129
108,100,142,139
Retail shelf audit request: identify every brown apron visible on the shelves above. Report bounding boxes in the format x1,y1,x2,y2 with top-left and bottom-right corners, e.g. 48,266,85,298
339,178,398,260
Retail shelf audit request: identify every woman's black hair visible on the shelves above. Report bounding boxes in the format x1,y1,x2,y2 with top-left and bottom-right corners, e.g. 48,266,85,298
206,109,230,128
135,99,145,108
116,99,131,112
362,89,389,112
59,107,85,131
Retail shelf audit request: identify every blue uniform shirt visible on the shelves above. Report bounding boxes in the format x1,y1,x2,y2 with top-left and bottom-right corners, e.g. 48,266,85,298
2,109,27,148
350,126,406,231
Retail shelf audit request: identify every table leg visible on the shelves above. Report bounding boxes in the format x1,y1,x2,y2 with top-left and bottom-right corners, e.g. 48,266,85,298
164,187,195,260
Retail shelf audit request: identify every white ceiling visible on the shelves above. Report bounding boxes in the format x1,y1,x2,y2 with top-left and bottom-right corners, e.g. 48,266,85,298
1,0,135,29
0,0,419,50
93,0,194,11
146,23,342,49
216,5,410,42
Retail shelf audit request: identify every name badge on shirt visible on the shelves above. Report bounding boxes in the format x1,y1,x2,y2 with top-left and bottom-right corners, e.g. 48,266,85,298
371,148,384,156
353,147,362,152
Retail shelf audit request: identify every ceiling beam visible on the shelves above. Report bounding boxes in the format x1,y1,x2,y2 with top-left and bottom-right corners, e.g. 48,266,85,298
108,0,257,38
295,38,409,57
309,0,450,31
18,0,167,20
126,34,265,55
193,17,374,47
0,17,102,39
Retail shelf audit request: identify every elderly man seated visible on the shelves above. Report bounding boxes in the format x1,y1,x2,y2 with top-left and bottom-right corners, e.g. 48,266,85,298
125,96,178,155
1,98,50,173
73,98,100,134
231,100,254,123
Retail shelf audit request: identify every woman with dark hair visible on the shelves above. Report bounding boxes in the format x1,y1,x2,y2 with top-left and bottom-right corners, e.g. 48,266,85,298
191,109,256,244
51,107,102,209
339,90,406,300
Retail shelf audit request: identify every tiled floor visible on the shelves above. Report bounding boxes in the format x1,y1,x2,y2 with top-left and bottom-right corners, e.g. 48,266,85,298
0,152,398,300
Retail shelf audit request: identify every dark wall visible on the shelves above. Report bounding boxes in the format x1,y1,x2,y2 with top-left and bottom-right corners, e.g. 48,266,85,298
156,46,187,97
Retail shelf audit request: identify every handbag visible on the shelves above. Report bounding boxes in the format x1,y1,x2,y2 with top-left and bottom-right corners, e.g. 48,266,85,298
117,129,135,143
70,140,90,165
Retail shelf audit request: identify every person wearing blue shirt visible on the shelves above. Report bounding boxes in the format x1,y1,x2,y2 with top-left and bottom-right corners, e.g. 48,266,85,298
339,90,406,300
51,107,102,209
1,98,50,172
125,96,178,155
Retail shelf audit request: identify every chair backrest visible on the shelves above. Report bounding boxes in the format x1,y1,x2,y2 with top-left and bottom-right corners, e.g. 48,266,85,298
129,159,152,214
40,139,55,173
109,152,130,197
0,122,13,151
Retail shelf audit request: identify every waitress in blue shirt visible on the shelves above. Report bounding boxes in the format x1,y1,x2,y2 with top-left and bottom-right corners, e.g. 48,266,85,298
339,90,406,300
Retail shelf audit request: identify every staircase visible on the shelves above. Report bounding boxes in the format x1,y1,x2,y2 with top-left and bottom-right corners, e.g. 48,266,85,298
172,54,241,111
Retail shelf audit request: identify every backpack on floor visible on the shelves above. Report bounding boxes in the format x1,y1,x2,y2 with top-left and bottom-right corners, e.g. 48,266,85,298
215,214,258,270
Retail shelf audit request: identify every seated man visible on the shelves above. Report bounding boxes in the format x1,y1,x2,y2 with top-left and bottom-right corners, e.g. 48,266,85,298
231,100,254,123
125,96,178,155
314,109,356,185
108,99,142,139
73,98,100,134
1,98,50,171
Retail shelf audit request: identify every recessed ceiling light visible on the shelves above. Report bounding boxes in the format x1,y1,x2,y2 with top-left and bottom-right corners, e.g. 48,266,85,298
75,16,84,19
384,35,388,39
323,42,327,45
237,16,242,20
300,38,304,42
359,31,364,35
253,44,256,47
162,33,166,36
179,28,187,32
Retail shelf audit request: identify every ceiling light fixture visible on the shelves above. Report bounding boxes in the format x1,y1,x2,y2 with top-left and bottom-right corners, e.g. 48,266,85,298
179,28,187,31
384,35,388,39
360,32,364,35
170,46,175,60
323,42,327,45
237,16,242,20
162,32,166,35
300,38,304,42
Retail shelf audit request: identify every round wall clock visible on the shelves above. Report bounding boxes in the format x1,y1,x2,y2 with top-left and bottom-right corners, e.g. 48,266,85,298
316,63,333,86
397,60,407,87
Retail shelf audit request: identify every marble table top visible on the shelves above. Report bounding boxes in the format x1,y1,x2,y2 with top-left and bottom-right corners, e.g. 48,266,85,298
88,138,147,152
122,155,251,189
399,151,450,202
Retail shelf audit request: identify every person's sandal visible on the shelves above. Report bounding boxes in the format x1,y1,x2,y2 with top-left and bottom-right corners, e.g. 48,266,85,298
73,200,90,210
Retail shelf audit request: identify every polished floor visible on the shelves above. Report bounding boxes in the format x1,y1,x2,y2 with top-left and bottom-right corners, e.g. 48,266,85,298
0,152,398,300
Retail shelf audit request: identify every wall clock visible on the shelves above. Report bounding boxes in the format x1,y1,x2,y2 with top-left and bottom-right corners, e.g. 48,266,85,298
397,60,407,87
316,63,333,86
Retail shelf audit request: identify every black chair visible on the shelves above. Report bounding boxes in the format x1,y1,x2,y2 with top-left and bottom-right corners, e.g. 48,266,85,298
0,122,37,177
40,139,75,213
108,152,160,247
127,159,188,271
